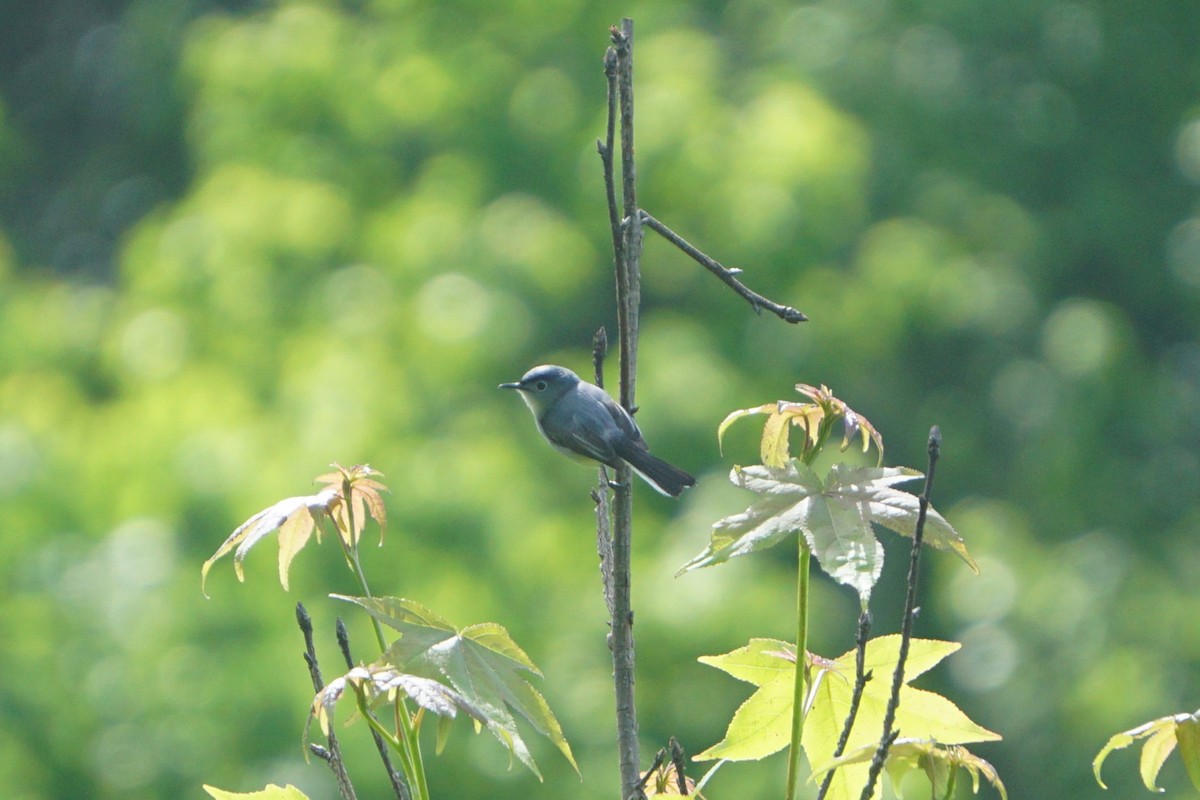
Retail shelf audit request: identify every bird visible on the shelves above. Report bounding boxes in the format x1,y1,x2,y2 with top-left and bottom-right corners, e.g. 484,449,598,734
499,364,695,497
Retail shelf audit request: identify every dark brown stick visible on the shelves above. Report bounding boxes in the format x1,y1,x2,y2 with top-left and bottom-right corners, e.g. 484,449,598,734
859,427,941,800
640,211,807,323
296,603,358,800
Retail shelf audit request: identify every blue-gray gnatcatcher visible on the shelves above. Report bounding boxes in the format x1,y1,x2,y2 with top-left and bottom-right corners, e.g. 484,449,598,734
500,365,695,497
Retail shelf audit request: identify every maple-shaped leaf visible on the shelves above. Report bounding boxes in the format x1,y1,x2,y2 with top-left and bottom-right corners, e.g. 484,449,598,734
813,738,1007,800
202,785,309,800
201,464,386,595
314,463,388,548
680,461,977,605
1094,709,1200,792
307,663,486,745
696,636,999,800
333,594,577,779
717,385,884,468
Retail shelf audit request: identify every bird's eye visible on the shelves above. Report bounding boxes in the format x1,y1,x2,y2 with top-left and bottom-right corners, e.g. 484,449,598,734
534,380,548,391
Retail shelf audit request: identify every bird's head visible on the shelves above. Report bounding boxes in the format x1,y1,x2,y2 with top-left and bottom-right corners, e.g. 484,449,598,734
499,364,580,414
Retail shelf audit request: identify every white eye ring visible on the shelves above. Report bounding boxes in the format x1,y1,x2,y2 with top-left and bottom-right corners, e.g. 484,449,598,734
535,381,548,391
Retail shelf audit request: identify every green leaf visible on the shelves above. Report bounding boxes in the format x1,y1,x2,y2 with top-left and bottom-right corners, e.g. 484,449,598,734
680,462,977,604
334,595,577,778
696,634,999,800
202,785,309,800
694,640,796,761
716,404,776,454
761,408,792,467
1094,711,1200,791
816,739,1007,800
1177,713,1200,791
309,664,487,740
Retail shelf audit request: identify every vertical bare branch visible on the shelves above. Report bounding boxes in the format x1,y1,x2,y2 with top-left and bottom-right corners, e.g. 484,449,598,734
859,426,942,800
616,18,641,410
600,17,645,800
296,603,359,800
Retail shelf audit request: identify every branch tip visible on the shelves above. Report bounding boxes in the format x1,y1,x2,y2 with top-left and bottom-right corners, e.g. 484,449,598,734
296,602,313,635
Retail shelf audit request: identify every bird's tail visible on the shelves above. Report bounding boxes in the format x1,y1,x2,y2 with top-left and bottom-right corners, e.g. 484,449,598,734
618,445,696,498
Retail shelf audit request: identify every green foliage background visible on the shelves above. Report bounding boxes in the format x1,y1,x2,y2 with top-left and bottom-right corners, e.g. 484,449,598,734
2,1,1199,798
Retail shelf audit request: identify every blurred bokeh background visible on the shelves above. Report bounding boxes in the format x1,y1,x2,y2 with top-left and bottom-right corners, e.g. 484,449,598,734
3,1,1200,798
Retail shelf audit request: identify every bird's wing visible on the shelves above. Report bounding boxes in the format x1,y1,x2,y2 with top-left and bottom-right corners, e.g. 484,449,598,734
538,388,623,467
583,384,648,450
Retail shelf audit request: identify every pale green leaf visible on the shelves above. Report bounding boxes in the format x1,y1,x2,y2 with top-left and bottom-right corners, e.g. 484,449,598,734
1176,713,1200,791
761,410,791,467
680,462,886,604
334,594,576,777
698,638,795,686
1139,726,1177,792
716,404,776,454
203,785,309,800
308,664,486,741
1094,715,1179,789
830,463,978,573
815,740,1006,800
436,713,454,755
695,634,999,800
692,664,794,762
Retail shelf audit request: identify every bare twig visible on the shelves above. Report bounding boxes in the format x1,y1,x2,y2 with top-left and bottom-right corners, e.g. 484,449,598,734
335,618,411,800
296,603,358,800
616,21,642,408
669,736,689,795
634,747,668,794
859,427,942,800
640,211,807,323
816,611,874,800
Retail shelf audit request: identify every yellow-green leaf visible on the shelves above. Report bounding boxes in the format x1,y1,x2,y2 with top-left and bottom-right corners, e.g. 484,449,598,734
1095,711,1200,792
716,404,776,454
1177,714,1200,791
761,410,791,467
202,785,309,800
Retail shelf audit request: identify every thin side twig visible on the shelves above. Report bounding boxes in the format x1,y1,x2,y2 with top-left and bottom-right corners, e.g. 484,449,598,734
640,211,807,323
816,611,874,800
296,603,359,800
858,426,942,800
336,619,411,800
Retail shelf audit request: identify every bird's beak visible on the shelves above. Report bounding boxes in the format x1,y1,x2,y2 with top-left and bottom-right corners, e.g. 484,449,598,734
498,381,522,390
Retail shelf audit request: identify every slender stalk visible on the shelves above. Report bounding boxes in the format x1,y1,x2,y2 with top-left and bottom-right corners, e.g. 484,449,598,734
784,543,811,800
785,414,837,800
